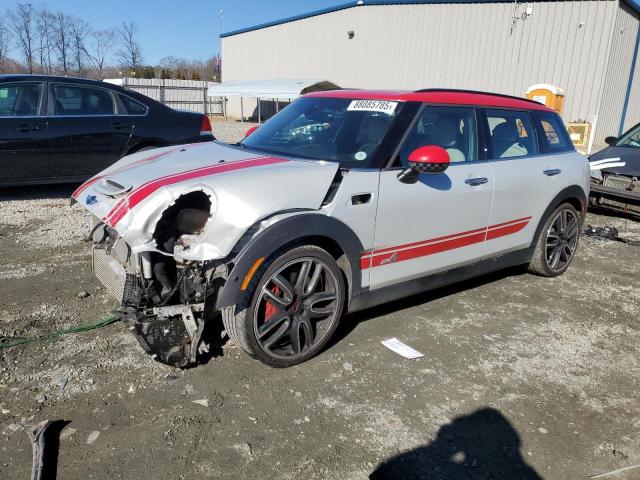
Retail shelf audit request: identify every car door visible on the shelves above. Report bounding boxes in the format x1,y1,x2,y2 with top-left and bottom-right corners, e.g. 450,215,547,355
0,81,49,184
367,105,494,290
482,108,567,257
47,83,132,179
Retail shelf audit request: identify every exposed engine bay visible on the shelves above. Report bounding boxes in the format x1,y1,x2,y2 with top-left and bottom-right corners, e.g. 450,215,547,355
89,191,227,368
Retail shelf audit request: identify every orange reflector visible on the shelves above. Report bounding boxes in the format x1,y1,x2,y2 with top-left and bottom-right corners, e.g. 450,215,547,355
241,257,265,291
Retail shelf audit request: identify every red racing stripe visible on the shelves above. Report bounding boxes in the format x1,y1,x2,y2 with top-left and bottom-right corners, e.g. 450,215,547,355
72,143,208,200
104,157,288,227
361,216,531,269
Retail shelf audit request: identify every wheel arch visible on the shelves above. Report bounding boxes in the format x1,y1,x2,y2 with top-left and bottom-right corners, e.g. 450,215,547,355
215,214,365,310
529,185,587,251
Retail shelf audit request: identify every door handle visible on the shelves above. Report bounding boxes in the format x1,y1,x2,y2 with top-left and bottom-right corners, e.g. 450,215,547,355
465,177,489,186
351,193,372,205
543,169,561,176
112,122,132,130
16,124,30,133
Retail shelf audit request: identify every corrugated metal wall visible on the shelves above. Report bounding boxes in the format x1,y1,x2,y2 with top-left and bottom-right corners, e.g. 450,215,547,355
596,3,639,139
620,7,640,132
222,1,639,144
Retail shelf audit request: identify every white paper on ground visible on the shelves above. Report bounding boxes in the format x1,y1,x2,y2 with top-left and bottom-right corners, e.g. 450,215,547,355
381,337,424,359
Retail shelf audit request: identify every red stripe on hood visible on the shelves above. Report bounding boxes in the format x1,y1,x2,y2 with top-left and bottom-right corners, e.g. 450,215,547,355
72,143,208,199
104,156,288,227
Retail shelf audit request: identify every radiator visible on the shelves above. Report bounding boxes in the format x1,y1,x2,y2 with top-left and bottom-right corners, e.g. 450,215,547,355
92,248,127,302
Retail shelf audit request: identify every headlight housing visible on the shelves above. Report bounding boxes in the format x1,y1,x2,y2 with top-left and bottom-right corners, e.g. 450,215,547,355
590,167,603,182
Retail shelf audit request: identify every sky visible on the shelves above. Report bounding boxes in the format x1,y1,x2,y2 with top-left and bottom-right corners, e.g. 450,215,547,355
5,0,348,64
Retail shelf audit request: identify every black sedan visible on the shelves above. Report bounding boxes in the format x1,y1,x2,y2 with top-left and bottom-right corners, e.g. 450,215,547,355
589,124,640,216
0,75,214,186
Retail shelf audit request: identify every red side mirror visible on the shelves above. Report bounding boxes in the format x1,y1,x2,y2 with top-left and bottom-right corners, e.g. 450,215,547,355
245,126,259,137
408,145,450,174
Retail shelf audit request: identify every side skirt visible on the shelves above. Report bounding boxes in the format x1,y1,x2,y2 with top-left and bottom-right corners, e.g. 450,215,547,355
347,247,533,313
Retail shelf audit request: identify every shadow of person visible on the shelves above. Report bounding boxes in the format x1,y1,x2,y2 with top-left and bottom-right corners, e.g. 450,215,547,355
370,408,543,480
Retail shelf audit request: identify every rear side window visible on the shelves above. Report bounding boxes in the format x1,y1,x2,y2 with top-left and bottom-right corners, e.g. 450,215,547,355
397,105,477,166
53,84,115,116
485,109,538,159
0,83,43,117
533,111,574,153
120,94,147,115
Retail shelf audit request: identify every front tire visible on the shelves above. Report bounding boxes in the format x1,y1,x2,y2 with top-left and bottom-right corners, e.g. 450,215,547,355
528,202,581,277
222,245,345,368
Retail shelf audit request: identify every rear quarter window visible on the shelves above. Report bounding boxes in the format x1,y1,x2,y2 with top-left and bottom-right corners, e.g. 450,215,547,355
532,111,574,153
119,94,148,115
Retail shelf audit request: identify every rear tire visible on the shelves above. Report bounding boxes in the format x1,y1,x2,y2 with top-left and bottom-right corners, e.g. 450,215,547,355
528,202,581,277
222,245,345,368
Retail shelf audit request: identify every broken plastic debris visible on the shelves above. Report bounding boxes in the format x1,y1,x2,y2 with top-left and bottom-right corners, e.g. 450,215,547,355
192,399,209,407
86,431,100,445
381,338,424,359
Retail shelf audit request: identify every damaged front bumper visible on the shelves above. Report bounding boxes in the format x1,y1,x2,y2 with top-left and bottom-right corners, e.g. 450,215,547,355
590,174,640,215
88,215,228,368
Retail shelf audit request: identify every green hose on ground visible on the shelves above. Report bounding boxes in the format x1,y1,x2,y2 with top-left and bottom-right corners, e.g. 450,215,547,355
0,314,120,350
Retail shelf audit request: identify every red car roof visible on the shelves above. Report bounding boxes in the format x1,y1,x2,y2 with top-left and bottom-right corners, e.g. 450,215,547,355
305,89,553,112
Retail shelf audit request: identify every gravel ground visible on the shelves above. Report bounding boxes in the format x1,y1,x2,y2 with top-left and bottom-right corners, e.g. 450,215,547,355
1,141,639,479
212,120,259,143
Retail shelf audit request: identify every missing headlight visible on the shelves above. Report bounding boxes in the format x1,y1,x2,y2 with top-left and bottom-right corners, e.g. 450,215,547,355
150,191,213,303
175,208,211,234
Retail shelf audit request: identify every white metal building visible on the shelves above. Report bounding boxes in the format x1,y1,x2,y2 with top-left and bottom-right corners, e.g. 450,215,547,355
221,0,640,145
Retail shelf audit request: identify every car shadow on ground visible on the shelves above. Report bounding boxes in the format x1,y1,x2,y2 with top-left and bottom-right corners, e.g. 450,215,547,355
369,407,543,480
0,183,79,201
329,265,526,350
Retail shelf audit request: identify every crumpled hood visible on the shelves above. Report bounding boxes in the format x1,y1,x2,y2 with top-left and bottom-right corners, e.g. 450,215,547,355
72,142,340,260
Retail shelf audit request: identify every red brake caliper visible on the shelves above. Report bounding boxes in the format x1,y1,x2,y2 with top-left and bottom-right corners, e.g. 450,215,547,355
264,286,281,321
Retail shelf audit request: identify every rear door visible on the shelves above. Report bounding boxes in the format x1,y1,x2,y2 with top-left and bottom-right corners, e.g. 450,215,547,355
0,81,49,184
483,108,568,256
368,105,494,289
47,83,132,179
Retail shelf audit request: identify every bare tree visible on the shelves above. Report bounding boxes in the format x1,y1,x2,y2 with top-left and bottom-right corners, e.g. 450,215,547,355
117,21,143,72
36,9,54,74
51,11,71,75
69,17,90,75
8,3,37,73
0,20,10,73
83,29,115,79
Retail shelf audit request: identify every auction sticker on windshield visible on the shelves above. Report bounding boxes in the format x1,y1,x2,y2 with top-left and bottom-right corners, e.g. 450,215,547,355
347,100,398,115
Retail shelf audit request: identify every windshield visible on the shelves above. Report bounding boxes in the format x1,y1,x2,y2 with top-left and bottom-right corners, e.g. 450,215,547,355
240,97,403,167
617,124,640,148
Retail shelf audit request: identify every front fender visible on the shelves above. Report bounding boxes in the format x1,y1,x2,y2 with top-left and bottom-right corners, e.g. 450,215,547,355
215,213,365,309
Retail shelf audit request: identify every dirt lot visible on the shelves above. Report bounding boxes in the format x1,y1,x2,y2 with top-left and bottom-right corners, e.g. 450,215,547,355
1,133,640,479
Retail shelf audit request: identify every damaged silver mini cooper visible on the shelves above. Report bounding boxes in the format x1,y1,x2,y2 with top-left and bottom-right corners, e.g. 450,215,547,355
73,89,589,368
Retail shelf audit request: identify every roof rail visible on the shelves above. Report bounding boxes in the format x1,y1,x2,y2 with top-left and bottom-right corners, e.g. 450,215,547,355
413,88,542,106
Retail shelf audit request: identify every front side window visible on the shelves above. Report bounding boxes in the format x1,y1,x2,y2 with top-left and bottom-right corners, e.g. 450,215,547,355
486,109,538,159
0,83,43,117
397,106,477,166
53,84,115,116
533,111,574,153
240,97,403,167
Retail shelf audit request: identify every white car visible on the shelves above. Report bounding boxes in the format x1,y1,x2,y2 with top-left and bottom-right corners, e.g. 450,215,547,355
73,89,590,368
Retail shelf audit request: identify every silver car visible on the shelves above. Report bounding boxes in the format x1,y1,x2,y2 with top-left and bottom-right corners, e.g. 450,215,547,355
73,89,590,368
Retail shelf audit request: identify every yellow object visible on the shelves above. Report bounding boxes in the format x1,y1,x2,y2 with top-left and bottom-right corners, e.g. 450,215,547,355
566,122,591,149
525,84,565,113
241,257,265,291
